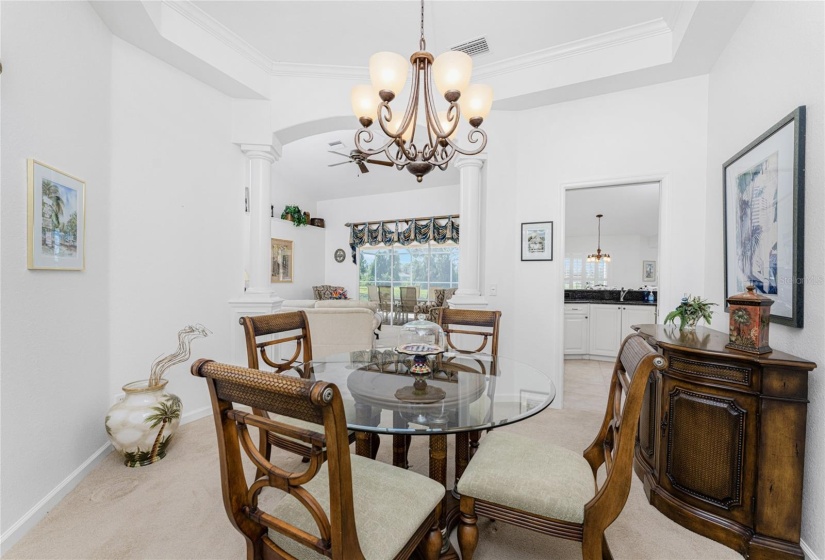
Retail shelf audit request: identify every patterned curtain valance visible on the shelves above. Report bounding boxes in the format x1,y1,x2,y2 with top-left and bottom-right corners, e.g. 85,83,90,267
347,214,459,263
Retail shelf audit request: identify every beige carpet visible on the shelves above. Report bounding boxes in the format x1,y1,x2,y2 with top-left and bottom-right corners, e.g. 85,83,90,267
6,404,740,560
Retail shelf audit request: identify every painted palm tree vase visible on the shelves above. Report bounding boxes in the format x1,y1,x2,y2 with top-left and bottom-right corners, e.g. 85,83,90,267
726,285,774,354
105,379,181,467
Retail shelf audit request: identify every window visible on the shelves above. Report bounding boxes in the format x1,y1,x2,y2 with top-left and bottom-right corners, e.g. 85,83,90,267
359,242,459,324
564,254,608,288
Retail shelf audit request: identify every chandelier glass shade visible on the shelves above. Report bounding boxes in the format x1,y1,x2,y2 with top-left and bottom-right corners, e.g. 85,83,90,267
587,214,611,263
350,0,492,183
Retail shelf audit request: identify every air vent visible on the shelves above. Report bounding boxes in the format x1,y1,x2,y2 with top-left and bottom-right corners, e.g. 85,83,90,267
328,140,344,148
451,36,490,57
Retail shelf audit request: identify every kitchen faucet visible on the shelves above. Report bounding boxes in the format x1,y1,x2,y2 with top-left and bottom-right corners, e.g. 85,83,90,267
619,288,628,301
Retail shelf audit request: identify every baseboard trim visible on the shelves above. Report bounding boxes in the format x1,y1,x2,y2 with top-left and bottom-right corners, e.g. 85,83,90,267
802,539,821,560
0,404,212,555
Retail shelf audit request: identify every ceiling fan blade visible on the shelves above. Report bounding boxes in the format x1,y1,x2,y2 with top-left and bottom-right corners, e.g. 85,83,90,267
358,162,370,174
365,159,394,167
328,150,351,158
328,161,351,167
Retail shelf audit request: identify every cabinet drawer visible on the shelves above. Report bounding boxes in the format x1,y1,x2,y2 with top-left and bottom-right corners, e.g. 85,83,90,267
667,353,753,388
564,304,588,314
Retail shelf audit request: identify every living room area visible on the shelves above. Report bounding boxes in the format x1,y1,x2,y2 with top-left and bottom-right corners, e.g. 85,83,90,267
1,1,823,559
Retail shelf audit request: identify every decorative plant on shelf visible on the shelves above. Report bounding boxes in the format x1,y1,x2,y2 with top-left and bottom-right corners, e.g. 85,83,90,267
664,295,717,331
281,205,307,227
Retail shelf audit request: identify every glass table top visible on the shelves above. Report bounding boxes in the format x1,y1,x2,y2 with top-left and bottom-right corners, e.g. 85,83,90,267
302,348,556,435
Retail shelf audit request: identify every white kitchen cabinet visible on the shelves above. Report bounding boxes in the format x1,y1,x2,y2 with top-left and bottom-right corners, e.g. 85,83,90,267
588,304,623,356
588,304,657,357
621,305,656,338
563,304,589,354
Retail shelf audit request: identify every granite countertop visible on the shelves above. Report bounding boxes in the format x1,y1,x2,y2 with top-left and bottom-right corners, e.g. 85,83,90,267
564,289,657,306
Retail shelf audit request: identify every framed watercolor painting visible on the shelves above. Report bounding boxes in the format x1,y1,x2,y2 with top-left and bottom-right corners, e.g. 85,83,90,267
271,238,293,283
27,159,86,271
723,106,805,328
521,221,553,261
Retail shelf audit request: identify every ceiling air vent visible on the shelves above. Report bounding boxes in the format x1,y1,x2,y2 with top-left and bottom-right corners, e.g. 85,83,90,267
451,36,490,57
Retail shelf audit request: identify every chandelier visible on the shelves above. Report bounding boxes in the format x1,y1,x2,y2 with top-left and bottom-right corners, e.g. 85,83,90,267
350,0,493,183
587,214,611,263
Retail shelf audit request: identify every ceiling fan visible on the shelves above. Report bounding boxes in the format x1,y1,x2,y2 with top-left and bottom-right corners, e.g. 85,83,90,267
328,148,394,174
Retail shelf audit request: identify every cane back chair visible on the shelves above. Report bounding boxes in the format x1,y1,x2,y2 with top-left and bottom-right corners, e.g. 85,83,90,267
192,359,444,560
455,334,667,560
240,312,357,462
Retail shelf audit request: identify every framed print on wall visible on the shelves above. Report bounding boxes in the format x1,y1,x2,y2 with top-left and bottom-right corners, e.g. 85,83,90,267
723,106,805,328
521,221,553,261
271,238,293,283
27,159,86,271
642,260,657,283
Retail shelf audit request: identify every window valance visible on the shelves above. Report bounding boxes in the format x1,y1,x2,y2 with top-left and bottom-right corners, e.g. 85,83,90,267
347,214,459,263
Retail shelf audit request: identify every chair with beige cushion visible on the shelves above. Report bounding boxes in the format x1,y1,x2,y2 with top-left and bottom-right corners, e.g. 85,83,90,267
455,334,667,560
192,359,443,560
414,287,457,322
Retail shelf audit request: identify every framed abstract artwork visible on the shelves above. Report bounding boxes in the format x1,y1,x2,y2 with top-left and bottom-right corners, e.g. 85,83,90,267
521,221,553,261
27,159,86,271
271,238,293,283
723,106,805,327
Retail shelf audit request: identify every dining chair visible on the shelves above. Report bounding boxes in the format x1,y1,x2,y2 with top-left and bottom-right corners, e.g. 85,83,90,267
398,286,419,324
377,286,393,324
191,359,444,560
239,312,361,463
455,334,667,560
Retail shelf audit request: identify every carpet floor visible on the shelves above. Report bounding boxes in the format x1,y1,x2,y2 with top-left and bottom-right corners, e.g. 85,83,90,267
6,401,740,560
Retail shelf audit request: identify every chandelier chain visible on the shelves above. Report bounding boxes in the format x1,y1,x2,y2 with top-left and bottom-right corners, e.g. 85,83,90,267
419,0,426,50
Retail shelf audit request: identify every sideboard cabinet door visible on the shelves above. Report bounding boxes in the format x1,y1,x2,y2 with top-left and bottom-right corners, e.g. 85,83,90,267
658,376,758,527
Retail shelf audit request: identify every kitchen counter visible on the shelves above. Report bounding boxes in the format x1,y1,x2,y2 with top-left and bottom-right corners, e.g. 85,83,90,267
564,300,657,306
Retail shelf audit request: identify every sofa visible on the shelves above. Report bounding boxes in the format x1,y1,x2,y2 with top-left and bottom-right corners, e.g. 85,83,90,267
280,300,381,359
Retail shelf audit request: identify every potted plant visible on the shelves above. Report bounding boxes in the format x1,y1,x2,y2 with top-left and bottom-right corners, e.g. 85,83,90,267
664,295,717,331
280,205,307,227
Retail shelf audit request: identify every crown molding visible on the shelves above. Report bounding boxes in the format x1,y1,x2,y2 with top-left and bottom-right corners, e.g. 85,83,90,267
161,0,272,73
474,18,672,81
269,62,368,80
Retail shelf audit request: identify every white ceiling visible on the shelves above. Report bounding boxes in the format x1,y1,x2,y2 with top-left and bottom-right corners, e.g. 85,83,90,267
279,129,460,199
565,183,660,238
193,1,685,68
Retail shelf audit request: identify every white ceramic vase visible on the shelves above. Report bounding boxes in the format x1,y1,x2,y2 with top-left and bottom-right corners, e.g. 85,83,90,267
104,379,181,467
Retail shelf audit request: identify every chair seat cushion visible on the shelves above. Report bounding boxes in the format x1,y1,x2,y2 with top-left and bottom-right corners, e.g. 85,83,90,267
268,454,443,559
456,431,595,524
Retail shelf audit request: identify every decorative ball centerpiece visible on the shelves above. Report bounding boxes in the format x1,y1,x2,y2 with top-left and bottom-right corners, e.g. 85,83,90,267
394,319,447,403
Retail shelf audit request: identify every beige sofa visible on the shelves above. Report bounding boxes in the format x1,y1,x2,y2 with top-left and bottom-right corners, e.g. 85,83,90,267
280,300,380,359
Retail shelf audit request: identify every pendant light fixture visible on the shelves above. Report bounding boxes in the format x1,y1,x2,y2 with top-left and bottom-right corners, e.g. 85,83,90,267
350,0,492,183
587,214,611,263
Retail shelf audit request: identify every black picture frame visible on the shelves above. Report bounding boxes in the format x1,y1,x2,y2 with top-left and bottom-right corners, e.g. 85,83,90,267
521,221,553,261
723,106,805,328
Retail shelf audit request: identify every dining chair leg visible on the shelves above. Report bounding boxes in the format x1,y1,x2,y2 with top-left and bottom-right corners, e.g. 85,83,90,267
370,433,380,460
418,504,443,560
469,429,481,458
393,434,410,468
458,496,479,560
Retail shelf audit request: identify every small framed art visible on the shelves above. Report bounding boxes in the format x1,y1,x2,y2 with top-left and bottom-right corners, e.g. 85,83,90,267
520,390,550,414
521,221,553,261
723,106,805,327
271,238,293,283
27,159,86,271
642,260,657,283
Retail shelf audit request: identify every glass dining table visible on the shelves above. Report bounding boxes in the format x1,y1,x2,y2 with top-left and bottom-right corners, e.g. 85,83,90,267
302,348,556,558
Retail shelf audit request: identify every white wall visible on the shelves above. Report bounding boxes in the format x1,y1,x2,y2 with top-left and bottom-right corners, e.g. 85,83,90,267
318,184,460,297
0,1,112,548
704,2,825,556
484,76,709,407
565,234,658,288
269,218,325,300
108,37,245,420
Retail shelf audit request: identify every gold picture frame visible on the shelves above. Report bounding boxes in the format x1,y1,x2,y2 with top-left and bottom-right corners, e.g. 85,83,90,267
27,159,86,270
271,238,293,283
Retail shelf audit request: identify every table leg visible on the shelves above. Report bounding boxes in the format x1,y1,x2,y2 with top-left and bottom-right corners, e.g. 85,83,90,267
455,431,470,488
429,434,447,486
469,429,481,458
355,431,374,458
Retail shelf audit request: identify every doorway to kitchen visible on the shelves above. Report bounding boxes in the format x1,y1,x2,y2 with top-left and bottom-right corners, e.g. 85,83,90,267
561,180,662,412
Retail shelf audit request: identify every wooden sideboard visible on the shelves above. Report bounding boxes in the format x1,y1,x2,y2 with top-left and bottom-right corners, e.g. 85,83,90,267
631,324,816,560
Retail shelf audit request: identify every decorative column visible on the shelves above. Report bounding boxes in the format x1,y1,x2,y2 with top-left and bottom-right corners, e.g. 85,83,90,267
449,156,487,309
228,143,284,364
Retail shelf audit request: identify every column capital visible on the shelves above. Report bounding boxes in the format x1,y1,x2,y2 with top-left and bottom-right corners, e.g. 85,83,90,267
454,155,486,170
239,143,280,163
